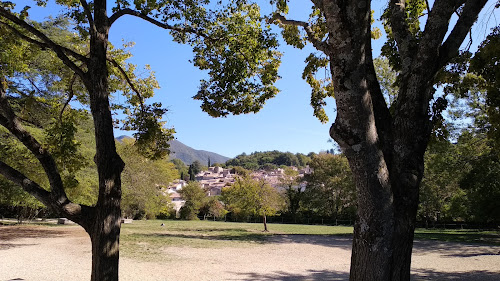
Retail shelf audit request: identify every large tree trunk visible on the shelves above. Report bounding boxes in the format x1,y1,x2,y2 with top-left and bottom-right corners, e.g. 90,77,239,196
89,206,122,281
324,1,426,280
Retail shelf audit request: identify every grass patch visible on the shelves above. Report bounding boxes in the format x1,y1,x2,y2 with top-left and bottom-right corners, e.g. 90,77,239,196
414,228,500,246
119,220,353,261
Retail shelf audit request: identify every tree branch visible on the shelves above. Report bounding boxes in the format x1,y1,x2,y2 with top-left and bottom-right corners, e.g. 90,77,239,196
438,0,489,68
60,75,77,121
107,58,145,110
0,159,94,229
79,0,95,31
0,83,68,204
269,13,331,56
388,0,416,63
0,160,53,207
0,21,89,64
109,8,208,38
0,7,87,80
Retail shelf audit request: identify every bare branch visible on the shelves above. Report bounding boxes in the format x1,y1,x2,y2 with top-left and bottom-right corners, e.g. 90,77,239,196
109,8,208,38
438,0,488,67
0,7,87,80
269,13,332,56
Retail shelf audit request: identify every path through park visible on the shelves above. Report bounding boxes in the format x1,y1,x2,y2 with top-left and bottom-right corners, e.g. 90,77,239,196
1,225,499,280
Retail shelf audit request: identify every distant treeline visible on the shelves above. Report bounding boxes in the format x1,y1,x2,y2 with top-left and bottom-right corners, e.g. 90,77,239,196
225,150,314,170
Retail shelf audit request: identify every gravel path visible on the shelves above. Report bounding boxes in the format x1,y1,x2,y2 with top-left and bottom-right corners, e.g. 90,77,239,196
1,225,499,281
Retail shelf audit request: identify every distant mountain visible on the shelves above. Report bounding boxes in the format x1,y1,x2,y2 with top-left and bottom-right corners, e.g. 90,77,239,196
116,136,230,165
169,139,230,165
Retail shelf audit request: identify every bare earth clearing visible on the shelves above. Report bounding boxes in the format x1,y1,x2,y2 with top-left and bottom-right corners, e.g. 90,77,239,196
1,225,499,281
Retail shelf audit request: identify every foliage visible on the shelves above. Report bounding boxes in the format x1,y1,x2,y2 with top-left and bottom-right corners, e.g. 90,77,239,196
171,158,188,180
302,153,356,220
118,138,178,219
278,167,304,221
199,196,227,220
221,175,285,227
188,160,203,181
179,181,206,220
226,150,311,170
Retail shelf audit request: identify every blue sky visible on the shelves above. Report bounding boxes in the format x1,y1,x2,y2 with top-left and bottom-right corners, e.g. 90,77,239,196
14,1,500,158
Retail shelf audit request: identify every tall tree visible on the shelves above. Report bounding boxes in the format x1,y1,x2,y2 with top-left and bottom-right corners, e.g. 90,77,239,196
303,153,356,220
278,167,304,222
0,1,280,280
269,0,490,280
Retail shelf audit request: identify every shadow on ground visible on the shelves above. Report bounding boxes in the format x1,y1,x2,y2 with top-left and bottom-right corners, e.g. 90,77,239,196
411,269,500,280
231,269,349,280
232,268,500,281
136,232,353,250
0,225,76,251
413,240,500,257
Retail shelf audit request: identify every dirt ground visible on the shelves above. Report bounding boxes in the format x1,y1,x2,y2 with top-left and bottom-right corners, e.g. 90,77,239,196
1,225,499,281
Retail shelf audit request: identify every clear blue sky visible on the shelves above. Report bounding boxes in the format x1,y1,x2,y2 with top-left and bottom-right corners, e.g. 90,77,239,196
15,1,500,158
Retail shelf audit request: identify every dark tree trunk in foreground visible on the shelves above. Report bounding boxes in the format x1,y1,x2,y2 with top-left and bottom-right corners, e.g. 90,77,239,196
85,1,125,280
0,1,125,280
315,1,488,280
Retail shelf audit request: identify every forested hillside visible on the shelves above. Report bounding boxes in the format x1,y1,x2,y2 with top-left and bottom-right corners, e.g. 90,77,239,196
225,150,312,170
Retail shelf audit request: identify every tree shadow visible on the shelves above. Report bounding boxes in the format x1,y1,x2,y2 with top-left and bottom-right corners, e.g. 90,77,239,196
0,243,36,250
138,232,269,243
231,269,349,280
137,232,353,249
165,227,251,232
0,225,70,241
267,234,352,250
413,240,500,258
414,232,500,246
411,268,500,280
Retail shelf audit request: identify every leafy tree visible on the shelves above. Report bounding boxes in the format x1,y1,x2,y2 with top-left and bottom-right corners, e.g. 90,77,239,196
303,153,356,220
226,150,311,170
460,153,500,223
118,138,178,219
0,1,280,280
171,158,188,180
188,160,203,181
178,181,206,220
199,196,227,220
269,0,490,279
222,175,284,231
278,167,304,222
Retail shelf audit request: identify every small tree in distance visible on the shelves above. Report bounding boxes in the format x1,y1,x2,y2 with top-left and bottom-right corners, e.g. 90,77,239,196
179,181,206,220
222,175,284,231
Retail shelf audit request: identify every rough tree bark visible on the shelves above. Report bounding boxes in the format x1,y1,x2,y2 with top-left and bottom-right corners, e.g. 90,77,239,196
268,0,491,280
319,1,488,280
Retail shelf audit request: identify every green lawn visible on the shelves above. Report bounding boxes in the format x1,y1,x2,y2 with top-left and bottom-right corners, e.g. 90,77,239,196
120,219,499,261
119,220,352,260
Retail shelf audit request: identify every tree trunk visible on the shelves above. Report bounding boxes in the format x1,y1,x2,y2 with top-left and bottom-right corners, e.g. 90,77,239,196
89,206,122,281
263,214,268,232
323,2,422,280
86,1,125,280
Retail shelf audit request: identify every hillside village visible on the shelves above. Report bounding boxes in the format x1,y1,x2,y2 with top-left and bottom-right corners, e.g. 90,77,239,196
165,166,312,214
